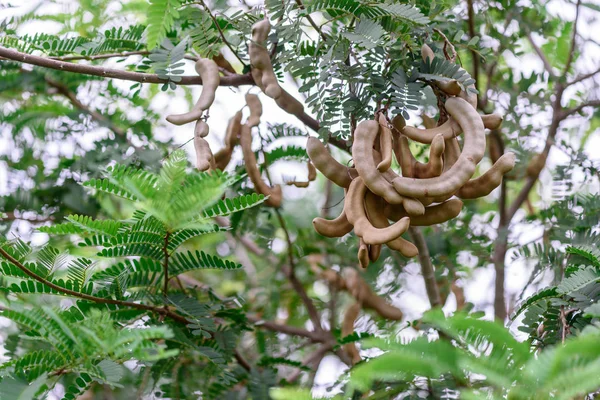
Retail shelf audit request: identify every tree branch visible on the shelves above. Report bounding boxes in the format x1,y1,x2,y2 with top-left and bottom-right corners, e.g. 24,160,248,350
0,246,189,325
247,315,326,342
294,0,328,42
568,65,600,86
408,227,442,307
563,0,582,76
560,99,600,119
525,32,557,80
0,45,254,86
466,0,478,87
50,51,198,62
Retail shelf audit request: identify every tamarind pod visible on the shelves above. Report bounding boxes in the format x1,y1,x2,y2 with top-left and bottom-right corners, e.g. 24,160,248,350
457,152,516,199
364,192,418,258
274,90,304,117
526,153,547,178
245,93,262,127
342,302,362,365
435,80,462,96
240,124,281,207
287,181,310,188
372,148,425,217
225,110,243,148
312,209,353,238
194,135,214,172
194,120,209,137
343,268,403,321
413,134,446,178
443,137,461,173
402,118,461,144
459,87,478,108
307,161,317,181
353,120,406,205
345,177,410,245
488,135,502,165
306,137,353,188
386,199,463,226
166,59,220,125
214,147,232,171
376,114,393,172
482,114,503,130
421,43,435,63
358,239,370,269
422,114,437,129
392,97,485,198
213,52,236,74
249,19,282,99
368,244,382,262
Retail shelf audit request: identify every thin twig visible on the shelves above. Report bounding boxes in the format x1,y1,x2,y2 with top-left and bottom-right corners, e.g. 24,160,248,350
0,45,253,86
524,31,557,79
408,227,442,307
163,231,171,297
433,28,456,62
247,315,325,342
294,0,328,42
563,0,582,76
50,51,198,62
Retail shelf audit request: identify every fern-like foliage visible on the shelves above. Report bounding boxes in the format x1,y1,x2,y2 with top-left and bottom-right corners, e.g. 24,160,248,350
146,0,183,50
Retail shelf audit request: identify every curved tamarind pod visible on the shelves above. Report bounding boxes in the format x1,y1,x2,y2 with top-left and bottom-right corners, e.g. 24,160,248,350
459,87,478,108
194,120,209,137
353,120,406,205
443,137,461,173
402,118,461,144
526,153,547,178
358,239,370,269
240,124,281,207
166,59,220,125
376,114,393,172
345,177,410,245
392,97,485,198
364,192,418,258
413,134,446,178
313,209,353,238
249,19,282,99
457,152,516,199
386,199,463,226
421,43,435,62
214,148,232,171
194,133,214,172
213,52,236,74
369,243,382,262
245,93,263,127
343,268,403,320
307,161,317,181
422,114,437,129
435,80,462,96
481,114,503,130
274,90,304,116
287,181,310,188
225,110,243,148
342,302,362,365
307,137,353,188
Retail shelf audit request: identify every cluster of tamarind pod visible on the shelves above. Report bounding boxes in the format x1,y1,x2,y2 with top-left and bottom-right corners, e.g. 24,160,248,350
165,18,315,208
308,44,516,267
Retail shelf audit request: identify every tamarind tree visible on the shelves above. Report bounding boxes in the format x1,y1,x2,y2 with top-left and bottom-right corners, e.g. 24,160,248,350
1,0,600,398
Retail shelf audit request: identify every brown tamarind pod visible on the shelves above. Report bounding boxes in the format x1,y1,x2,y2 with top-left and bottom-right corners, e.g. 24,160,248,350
306,137,353,188
457,152,516,199
214,111,243,170
481,114,503,130
343,268,403,320
421,43,435,63
435,80,462,96
345,177,410,245
287,181,310,188
488,134,502,165
402,119,461,144
307,161,317,181
526,153,547,178
166,59,220,125
353,120,407,205
245,93,263,127
274,90,304,117
443,137,461,173
358,239,370,269
249,19,282,99
392,97,485,198
195,119,209,137
422,114,437,129
240,124,281,207
212,52,236,74
342,302,362,365
459,86,478,108
194,128,215,172
364,192,418,258
413,134,446,178
313,208,353,238
376,114,393,172
368,243,382,262
386,199,463,226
